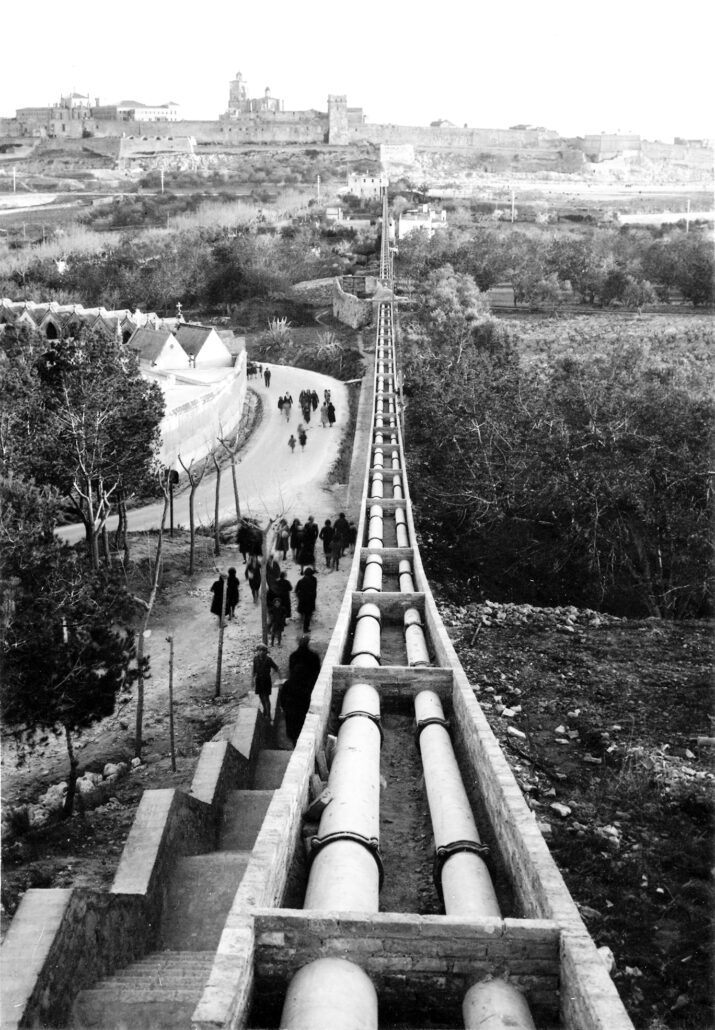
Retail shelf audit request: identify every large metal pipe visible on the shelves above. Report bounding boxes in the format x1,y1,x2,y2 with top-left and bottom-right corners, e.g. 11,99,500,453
414,691,500,918
462,979,536,1030
362,554,383,593
395,507,409,547
398,559,415,592
367,504,383,549
304,683,382,911
370,471,384,499
281,958,378,1030
404,608,430,667
392,474,403,499
350,602,382,667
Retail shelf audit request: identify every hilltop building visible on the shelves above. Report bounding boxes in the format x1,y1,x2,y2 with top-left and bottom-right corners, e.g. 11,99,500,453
223,72,283,117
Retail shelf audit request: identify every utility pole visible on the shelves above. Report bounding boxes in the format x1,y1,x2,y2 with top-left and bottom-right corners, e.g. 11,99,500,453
316,174,321,201
511,187,516,224
160,166,165,194
12,166,16,193
685,197,690,234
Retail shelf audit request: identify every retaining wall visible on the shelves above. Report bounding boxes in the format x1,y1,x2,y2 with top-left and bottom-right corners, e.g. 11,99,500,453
158,354,247,468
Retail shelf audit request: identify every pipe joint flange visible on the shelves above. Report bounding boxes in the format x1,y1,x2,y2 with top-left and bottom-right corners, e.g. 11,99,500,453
414,715,449,746
310,830,385,889
338,708,384,746
433,840,491,897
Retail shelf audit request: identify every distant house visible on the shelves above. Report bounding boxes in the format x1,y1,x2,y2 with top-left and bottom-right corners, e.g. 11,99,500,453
116,101,180,122
174,323,233,368
326,204,344,223
397,204,447,240
344,172,387,200
127,327,190,370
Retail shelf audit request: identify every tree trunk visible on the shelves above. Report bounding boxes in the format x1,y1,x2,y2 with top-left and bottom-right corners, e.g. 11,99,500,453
260,519,277,645
101,523,111,564
230,459,241,522
62,724,79,819
215,575,228,698
188,483,197,575
213,458,222,557
134,489,170,759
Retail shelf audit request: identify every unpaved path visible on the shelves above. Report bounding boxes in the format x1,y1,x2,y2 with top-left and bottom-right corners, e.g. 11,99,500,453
2,364,354,806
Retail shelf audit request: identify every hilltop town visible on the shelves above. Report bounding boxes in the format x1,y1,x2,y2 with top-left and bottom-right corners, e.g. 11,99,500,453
1,69,712,190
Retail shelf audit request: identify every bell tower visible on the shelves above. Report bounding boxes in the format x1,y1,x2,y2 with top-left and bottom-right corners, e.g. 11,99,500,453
228,71,249,115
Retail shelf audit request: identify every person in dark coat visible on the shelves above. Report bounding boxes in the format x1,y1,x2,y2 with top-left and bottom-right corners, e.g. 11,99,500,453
252,643,278,720
274,571,293,619
298,516,318,572
264,368,271,387
269,598,287,647
245,556,261,603
310,389,319,411
289,519,303,560
327,402,336,427
295,567,317,632
319,519,334,568
280,635,321,745
332,512,350,555
265,554,281,605
226,567,239,619
298,427,307,451
210,574,225,624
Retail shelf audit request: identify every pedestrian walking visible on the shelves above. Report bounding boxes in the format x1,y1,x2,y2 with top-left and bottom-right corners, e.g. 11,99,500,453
209,573,225,625
311,390,319,411
283,395,292,421
277,520,290,561
295,567,317,632
274,571,293,619
288,434,296,453
252,643,278,721
347,521,358,554
289,519,302,560
320,402,329,427
333,512,350,555
269,598,287,646
226,567,240,620
264,368,271,387
298,516,318,571
319,519,334,568
278,395,284,415
329,535,343,572
298,428,307,451
245,555,261,603
266,554,281,604
327,401,336,427
280,635,321,746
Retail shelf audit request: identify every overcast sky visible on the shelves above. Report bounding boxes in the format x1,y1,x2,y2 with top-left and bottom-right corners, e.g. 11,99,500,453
1,0,711,143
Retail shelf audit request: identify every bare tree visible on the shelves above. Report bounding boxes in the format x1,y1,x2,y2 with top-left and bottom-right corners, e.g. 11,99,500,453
211,450,222,557
178,454,209,575
131,472,170,759
218,411,250,526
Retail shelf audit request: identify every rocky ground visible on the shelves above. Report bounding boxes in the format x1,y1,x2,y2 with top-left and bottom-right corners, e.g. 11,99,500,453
437,593,714,1030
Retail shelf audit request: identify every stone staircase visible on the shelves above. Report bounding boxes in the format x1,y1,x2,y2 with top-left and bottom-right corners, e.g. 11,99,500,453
72,752,291,1029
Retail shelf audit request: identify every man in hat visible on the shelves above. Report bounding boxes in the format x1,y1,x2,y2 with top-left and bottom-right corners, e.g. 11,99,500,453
295,566,317,632
251,642,279,722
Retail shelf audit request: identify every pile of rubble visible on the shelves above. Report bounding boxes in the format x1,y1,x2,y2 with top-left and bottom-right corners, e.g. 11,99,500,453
2,760,136,837
439,599,622,632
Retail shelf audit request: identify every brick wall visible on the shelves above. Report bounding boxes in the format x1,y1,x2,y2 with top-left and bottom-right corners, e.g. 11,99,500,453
252,910,559,1027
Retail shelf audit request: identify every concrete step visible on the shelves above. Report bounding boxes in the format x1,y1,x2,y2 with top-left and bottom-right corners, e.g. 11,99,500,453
72,952,214,1029
253,749,291,789
220,789,274,851
160,852,250,951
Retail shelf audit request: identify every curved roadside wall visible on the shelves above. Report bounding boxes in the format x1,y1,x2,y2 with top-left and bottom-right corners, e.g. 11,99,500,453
157,352,247,469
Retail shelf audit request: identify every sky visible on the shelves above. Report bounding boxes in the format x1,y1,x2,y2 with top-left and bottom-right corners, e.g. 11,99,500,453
1,0,711,143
